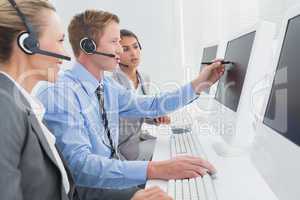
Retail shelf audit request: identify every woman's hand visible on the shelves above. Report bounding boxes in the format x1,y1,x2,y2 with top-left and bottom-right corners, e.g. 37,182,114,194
154,116,171,125
131,187,172,200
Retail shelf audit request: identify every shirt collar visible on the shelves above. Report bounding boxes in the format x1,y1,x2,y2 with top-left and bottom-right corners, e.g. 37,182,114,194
0,71,45,118
71,61,102,96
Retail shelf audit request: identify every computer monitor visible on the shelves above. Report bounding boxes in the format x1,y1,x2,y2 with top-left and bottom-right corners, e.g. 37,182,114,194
263,16,300,146
193,43,225,115
215,31,256,112
251,8,300,200
200,45,218,94
209,21,275,157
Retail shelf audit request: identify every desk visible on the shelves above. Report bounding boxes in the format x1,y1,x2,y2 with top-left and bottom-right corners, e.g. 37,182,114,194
145,102,279,200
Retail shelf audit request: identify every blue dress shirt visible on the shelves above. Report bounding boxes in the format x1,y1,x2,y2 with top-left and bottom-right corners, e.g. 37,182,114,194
36,62,198,189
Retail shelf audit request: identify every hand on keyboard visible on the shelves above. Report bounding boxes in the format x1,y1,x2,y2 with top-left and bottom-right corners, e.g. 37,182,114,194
131,186,172,200
147,155,216,180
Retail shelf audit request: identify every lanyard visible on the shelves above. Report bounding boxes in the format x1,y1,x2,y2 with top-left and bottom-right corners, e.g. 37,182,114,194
136,72,146,95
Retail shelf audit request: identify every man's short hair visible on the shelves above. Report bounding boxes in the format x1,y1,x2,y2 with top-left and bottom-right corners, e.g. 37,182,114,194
68,10,119,57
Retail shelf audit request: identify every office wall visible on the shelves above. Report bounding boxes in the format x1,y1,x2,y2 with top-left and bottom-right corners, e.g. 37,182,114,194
53,0,185,89
181,0,300,81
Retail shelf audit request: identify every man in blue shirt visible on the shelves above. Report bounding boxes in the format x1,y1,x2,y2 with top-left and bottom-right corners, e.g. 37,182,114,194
36,9,224,197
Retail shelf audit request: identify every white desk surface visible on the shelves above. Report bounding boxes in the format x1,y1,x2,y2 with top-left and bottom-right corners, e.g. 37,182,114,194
145,103,279,200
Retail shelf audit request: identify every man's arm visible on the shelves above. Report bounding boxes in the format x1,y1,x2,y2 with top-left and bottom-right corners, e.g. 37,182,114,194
117,82,198,118
117,61,224,118
37,85,149,189
116,62,224,179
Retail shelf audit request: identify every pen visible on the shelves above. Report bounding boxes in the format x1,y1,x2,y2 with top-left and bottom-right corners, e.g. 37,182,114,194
201,61,233,65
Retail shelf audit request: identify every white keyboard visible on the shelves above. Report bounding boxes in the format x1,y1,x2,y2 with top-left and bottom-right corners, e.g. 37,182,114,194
168,132,218,200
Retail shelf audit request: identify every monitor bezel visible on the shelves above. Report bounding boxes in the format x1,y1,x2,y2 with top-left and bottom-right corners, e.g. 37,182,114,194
259,7,300,137
250,7,300,200
214,24,258,113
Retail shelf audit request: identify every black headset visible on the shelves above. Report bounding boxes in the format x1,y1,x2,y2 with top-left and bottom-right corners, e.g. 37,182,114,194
134,37,142,50
8,0,71,61
80,37,116,58
79,15,116,58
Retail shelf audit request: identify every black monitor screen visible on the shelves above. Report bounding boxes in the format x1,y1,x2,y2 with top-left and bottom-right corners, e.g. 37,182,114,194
201,45,218,94
263,15,300,146
215,31,256,112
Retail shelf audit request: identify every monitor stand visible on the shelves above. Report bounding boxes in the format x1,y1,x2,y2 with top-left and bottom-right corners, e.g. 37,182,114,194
212,141,249,157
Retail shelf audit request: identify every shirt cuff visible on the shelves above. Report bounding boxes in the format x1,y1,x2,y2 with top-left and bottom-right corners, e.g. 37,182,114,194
182,83,200,102
123,161,149,181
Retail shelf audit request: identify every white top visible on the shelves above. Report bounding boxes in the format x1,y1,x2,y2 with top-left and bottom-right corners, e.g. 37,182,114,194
0,72,70,193
113,67,150,95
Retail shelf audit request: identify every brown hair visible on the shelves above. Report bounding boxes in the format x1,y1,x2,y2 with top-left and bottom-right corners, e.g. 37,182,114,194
0,0,55,63
68,9,119,57
120,29,142,50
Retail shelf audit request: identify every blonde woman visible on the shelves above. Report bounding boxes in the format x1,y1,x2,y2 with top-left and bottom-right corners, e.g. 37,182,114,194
0,0,75,199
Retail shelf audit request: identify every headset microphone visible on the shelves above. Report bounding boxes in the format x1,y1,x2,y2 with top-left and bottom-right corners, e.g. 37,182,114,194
34,48,71,61
93,51,116,58
8,0,71,61
80,37,115,58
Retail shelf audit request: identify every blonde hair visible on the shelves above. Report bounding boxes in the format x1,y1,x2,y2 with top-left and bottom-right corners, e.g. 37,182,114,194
68,9,120,57
0,0,55,63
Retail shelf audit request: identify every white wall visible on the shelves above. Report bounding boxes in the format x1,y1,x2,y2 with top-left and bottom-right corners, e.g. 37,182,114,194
181,0,300,78
53,0,185,88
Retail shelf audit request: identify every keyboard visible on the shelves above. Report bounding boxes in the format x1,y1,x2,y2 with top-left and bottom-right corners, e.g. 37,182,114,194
168,132,218,200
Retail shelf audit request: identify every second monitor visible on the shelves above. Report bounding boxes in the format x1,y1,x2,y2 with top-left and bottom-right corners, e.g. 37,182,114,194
215,31,256,112
200,45,218,94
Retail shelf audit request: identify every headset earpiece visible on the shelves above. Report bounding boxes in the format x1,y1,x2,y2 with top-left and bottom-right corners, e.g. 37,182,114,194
80,37,97,54
8,0,71,61
17,31,39,55
137,41,142,50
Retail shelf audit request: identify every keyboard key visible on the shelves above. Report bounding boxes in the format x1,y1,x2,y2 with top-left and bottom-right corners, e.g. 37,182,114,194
196,177,207,200
182,179,190,200
202,175,218,200
170,136,176,158
175,180,182,200
175,135,182,154
168,179,175,199
179,134,187,153
183,133,192,155
189,178,199,200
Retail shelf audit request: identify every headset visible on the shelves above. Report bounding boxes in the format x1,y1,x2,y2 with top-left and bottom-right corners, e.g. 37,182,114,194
7,0,71,61
136,40,142,50
79,14,116,58
80,37,115,58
